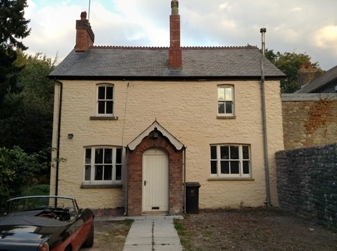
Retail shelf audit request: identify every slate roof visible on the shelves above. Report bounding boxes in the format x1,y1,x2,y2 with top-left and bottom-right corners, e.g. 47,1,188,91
296,65,337,93
49,46,285,80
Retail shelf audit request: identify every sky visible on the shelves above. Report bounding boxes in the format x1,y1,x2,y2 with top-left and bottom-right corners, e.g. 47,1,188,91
24,0,337,70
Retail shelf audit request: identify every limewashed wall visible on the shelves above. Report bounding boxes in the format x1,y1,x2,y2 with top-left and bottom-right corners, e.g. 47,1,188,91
51,79,284,210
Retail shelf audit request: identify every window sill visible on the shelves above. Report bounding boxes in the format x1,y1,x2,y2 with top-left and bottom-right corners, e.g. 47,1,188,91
81,183,122,189
217,115,236,119
90,116,118,120
208,177,254,181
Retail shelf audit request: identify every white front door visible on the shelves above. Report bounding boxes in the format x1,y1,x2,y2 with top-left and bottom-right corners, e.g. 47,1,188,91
142,149,169,212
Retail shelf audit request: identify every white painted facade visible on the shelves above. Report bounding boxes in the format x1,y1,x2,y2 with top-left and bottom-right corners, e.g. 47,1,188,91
51,79,284,210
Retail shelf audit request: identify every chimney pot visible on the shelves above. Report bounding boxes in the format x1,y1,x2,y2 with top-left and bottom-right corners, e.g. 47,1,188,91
81,11,87,20
307,61,312,69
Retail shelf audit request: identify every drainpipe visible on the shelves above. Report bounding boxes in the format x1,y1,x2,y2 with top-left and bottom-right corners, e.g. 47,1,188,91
183,146,186,213
124,148,129,215
53,79,63,201
260,28,271,208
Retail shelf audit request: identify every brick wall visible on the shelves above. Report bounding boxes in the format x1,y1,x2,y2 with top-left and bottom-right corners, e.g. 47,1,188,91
127,130,183,216
282,94,337,150
275,144,337,231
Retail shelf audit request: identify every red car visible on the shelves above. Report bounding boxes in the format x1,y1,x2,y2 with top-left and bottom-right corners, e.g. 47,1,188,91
0,195,94,251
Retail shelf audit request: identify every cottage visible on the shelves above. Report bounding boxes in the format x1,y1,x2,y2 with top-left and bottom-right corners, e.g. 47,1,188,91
49,0,285,215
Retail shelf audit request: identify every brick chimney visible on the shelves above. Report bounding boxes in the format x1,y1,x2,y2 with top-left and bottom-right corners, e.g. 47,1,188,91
169,0,182,68
75,11,95,52
298,61,323,88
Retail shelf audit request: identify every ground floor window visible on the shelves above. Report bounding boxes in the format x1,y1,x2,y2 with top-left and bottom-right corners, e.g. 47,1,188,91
210,144,251,177
84,146,122,184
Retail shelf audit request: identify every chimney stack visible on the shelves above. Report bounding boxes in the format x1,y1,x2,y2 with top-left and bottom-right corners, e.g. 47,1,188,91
169,0,182,68
75,11,95,52
297,61,323,88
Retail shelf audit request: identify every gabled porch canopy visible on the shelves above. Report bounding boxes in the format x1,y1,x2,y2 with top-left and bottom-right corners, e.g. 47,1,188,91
127,121,184,150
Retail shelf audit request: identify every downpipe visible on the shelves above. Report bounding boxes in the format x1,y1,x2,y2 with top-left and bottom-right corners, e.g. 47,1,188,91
260,28,272,208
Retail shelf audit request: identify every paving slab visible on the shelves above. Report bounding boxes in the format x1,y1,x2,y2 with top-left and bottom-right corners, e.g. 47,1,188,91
123,216,183,251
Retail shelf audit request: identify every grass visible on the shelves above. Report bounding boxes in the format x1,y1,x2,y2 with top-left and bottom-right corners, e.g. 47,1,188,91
174,218,192,250
123,218,134,227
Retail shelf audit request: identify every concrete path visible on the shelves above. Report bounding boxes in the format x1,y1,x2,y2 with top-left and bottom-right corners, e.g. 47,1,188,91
121,216,183,251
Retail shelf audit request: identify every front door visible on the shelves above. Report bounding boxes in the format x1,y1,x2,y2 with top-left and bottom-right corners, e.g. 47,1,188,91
142,149,169,213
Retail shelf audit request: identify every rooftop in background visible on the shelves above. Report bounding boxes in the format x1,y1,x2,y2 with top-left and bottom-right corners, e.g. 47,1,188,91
296,65,337,93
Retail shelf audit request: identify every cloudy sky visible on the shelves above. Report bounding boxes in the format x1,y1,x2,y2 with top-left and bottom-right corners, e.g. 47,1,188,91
24,0,337,70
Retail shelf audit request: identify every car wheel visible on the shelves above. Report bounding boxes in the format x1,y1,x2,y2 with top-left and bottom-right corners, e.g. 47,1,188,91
64,245,71,251
82,224,94,247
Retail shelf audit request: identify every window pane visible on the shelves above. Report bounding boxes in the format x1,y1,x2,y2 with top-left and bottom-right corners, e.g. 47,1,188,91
243,146,249,159
220,161,229,174
231,161,239,174
106,101,113,114
230,146,239,159
210,161,217,174
106,86,113,99
218,87,225,100
116,164,122,180
210,146,217,159
243,161,250,174
84,165,91,180
104,149,112,163
98,86,105,99
95,149,103,164
104,165,112,180
218,102,225,113
225,87,232,101
116,148,122,163
95,165,103,180
98,101,105,114
85,149,91,164
225,101,233,114
220,146,229,159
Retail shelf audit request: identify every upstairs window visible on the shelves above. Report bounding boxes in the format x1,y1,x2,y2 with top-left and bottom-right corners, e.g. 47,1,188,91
218,85,234,116
210,144,251,178
97,85,113,115
84,146,122,184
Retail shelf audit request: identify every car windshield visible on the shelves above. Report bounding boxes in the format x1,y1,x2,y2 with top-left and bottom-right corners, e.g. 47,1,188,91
7,196,77,214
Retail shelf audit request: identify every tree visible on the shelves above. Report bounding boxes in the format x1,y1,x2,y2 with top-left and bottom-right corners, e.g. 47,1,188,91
0,0,30,106
0,146,50,211
0,51,56,155
263,49,323,93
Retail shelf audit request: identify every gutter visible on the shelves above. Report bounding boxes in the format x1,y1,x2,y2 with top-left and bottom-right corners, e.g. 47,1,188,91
260,28,271,208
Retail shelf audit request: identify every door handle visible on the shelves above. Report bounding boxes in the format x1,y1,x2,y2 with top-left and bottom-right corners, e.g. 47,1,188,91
144,180,147,186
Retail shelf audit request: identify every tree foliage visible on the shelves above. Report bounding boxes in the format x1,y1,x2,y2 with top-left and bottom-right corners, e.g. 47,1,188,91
0,0,30,106
0,51,56,155
0,146,50,210
264,49,322,93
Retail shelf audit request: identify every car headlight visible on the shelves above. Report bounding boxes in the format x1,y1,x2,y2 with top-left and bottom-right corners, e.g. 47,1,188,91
39,242,49,251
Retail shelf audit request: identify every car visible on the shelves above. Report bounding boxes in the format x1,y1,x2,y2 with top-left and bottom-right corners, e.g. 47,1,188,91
0,195,94,251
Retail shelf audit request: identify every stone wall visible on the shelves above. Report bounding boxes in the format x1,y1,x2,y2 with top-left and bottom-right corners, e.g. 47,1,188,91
282,93,337,150
275,144,337,231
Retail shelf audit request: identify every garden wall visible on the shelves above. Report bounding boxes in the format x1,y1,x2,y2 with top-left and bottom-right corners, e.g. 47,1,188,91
275,143,337,231
281,93,337,150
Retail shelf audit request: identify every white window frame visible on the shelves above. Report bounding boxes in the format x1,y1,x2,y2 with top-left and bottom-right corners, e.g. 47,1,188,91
83,146,122,185
96,84,114,116
217,85,234,116
210,144,251,178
